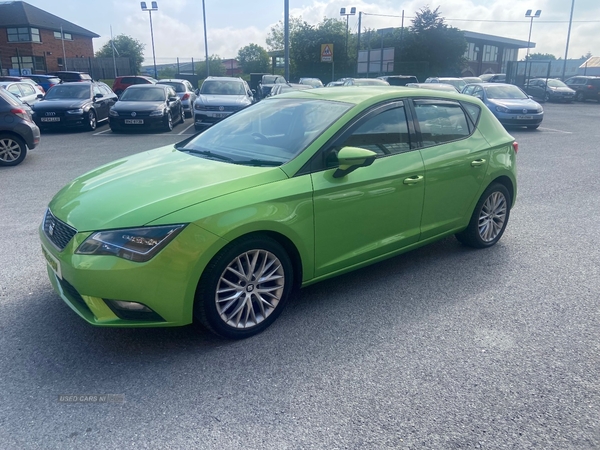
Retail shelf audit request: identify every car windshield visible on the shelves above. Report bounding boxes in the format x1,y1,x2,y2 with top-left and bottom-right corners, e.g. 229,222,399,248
44,84,90,100
441,79,466,89
200,81,245,95
485,85,528,99
177,98,352,165
546,79,567,88
158,82,186,92
120,87,166,101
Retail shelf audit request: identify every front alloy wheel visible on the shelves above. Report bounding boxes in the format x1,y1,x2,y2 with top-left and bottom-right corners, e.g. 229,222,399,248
455,183,511,248
164,112,173,131
87,110,97,131
195,236,293,339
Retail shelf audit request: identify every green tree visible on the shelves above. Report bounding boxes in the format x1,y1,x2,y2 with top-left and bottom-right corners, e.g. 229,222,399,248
95,34,145,73
237,44,270,74
158,66,177,78
525,53,557,60
266,17,304,51
401,6,466,76
195,55,226,78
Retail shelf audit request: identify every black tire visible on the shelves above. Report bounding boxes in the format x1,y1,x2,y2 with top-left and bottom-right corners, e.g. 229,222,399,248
86,110,97,131
544,92,550,103
194,235,294,339
455,183,511,249
575,91,585,102
527,125,539,130
164,112,173,132
180,107,185,124
0,134,27,166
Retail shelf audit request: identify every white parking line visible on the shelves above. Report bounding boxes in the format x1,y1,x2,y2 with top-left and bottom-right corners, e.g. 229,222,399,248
92,129,112,136
538,127,572,134
178,123,196,135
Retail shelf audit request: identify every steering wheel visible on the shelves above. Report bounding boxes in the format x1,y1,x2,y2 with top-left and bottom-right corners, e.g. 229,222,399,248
251,132,268,143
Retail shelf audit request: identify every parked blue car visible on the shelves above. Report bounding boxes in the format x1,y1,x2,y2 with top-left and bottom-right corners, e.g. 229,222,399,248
462,83,543,130
23,75,61,92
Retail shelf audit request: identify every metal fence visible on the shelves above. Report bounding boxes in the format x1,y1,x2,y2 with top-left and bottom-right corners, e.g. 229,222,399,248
65,57,136,80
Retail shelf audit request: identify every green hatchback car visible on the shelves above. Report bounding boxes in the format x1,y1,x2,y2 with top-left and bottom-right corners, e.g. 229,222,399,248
40,87,517,339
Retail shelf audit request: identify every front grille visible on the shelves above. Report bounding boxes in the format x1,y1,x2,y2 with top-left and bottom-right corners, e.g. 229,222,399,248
43,209,77,251
507,108,539,114
58,277,90,312
196,105,241,112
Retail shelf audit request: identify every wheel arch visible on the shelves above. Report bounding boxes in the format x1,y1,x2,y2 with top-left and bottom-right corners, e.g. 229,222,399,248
490,175,516,208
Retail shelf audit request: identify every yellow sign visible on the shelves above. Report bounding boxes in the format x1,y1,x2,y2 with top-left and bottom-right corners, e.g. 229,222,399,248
321,44,333,62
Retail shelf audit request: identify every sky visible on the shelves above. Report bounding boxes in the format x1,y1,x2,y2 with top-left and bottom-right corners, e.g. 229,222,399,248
20,0,600,65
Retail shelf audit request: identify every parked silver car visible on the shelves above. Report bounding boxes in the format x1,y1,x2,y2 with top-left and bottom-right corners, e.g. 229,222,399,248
157,79,197,118
0,81,43,106
193,77,253,130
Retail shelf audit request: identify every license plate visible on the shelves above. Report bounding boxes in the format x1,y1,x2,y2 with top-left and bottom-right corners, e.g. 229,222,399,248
517,115,533,120
208,112,226,118
124,119,144,124
42,244,62,279
41,117,60,122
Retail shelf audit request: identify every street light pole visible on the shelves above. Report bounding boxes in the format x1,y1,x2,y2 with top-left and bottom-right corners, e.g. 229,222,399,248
340,7,356,60
562,0,575,81
140,2,158,78
524,9,541,84
202,0,209,77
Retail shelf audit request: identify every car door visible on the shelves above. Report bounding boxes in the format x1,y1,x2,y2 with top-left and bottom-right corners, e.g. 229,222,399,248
17,82,38,105
92,83,109,120
412,99,490,240
310,101,425,277
167,87,180,118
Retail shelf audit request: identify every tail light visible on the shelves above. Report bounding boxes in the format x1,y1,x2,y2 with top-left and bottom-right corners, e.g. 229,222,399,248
512,141,519,153
10,108,33,122
587,85,595,89
181,93,190,100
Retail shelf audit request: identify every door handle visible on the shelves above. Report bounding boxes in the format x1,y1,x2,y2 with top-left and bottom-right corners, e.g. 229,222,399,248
403,175,423,185
471,159,486,167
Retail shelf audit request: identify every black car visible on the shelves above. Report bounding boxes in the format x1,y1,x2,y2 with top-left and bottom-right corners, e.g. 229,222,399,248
32,81,117,131
257,75,287,99
564,76,600,102
47,71,93,83
378,75,419,86
523,78,575,103
0,89,40,166
109,84,185,132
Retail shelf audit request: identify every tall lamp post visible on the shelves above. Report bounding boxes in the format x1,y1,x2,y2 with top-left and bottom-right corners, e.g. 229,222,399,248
340,7,356,59
140,1,158,78
524,9,541,83
202,0,209,77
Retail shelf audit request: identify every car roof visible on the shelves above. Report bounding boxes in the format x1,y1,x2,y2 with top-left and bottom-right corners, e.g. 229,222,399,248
266,85,475,107
203,76,244,82
126,84,168,89
157,79,188,83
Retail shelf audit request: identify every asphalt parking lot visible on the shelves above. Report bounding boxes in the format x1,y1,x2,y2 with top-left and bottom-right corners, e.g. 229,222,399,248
1,103,599,449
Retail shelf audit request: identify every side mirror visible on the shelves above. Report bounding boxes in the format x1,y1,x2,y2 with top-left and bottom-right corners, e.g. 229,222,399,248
195,89,199,95
169,96,178,102
333,146,377,178
37,94,43,99
94,93,104,99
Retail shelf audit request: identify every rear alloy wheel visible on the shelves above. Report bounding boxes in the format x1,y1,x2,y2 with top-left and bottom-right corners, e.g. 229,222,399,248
194,235,293,339
544,92,551,102
86,110,97,131
164,112,173,132
0,134,27,166
180,107,185,124
456,183,510,249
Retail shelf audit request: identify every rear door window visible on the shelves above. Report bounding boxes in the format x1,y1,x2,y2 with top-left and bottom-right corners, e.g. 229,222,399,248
413,100,471,148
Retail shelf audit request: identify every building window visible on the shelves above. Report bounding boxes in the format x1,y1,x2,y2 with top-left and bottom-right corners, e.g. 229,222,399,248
464,42,477,62
7,27,40,42
34,56,47,72
11,56,34,70
54,31,73,40
483,45,498,62
57,57,64,67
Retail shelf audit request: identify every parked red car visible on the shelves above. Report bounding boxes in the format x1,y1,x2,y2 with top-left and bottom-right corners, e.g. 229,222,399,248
112,75,157,97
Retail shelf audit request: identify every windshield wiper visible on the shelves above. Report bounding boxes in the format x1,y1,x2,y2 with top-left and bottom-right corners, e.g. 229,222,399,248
180,148,235,162
236,159,283,166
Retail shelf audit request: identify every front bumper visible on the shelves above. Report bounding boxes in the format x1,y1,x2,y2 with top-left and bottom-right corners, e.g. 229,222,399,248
34,113,88,129
194,111,234,126
494,112,544,127
39,221,226,327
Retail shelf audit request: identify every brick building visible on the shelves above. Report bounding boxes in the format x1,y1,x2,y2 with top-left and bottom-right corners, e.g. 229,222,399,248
0,1,99,75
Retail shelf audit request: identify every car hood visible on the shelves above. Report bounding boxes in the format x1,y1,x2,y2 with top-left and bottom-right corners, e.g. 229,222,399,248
196,94,250,106
33,99,89,111
49,146,288,232
112,101,165,112
548,87,575,93
487,98,541,109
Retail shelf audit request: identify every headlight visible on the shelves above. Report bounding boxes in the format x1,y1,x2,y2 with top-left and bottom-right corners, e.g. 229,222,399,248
109,109,119,117
150,109,165,117
495,105,509,113
76,224,186,262
194,103,204,110
66,108,84,115
537,107,544,113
